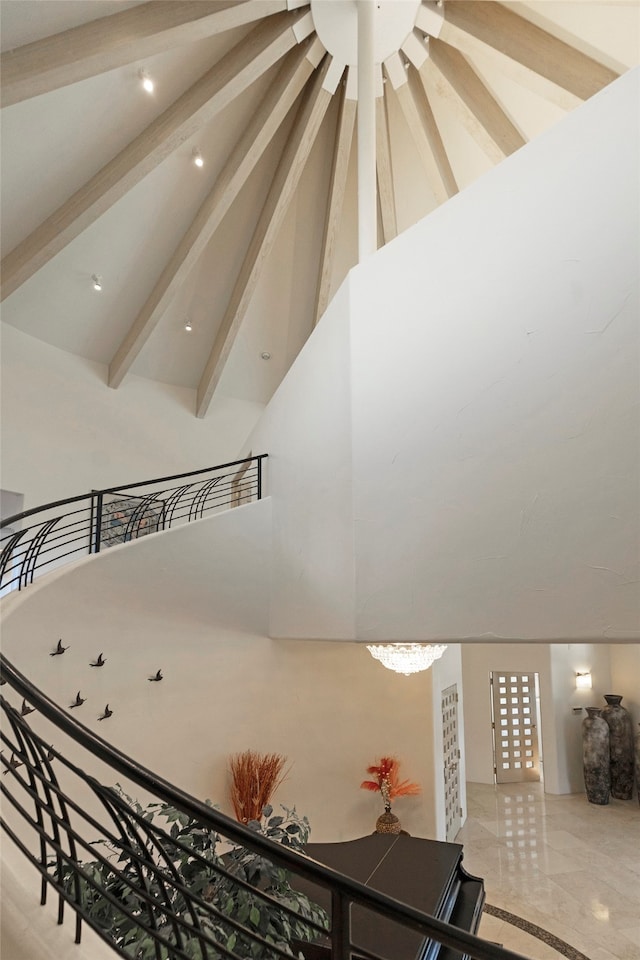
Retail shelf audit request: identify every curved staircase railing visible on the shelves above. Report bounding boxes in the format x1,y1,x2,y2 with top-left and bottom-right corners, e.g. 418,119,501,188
0,456,267,594
1,459,528,960
1,657,527,960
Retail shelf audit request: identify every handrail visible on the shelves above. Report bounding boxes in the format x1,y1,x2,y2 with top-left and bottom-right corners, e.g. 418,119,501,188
0,456,267,593
1,654,528,960
0,455,268,530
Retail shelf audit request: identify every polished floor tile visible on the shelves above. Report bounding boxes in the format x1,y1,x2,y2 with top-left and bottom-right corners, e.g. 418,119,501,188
462,782,640,960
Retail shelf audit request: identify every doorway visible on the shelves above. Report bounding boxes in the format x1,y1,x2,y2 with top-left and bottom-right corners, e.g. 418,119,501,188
441,683,462,841
490,672,542,783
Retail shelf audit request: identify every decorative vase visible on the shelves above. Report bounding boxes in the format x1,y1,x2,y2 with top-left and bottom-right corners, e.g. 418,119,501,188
375,803,401,835
601,695,634,800
582,708,610,805
635,724,640,806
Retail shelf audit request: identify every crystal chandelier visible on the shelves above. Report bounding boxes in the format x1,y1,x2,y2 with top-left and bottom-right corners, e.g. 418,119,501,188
366,643,448,676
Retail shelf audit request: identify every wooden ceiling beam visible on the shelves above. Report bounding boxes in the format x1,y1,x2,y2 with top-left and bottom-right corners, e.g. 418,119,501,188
313,75,356,327
423,38,526,163
442,1,619,103
197,56,333,418
109,39,323,388
376,91,398,245
385,56,457,205
0,12,304,303
0,1,288,107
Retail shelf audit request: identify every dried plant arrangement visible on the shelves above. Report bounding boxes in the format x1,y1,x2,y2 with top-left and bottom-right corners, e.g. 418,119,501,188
229,750,290,823
360,756,421,812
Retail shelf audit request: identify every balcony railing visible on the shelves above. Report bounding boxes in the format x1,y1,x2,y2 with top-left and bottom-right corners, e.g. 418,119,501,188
0,456,266,595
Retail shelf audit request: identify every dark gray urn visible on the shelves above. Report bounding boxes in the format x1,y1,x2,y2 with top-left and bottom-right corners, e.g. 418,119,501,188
601,695,634,800
582,708,610,804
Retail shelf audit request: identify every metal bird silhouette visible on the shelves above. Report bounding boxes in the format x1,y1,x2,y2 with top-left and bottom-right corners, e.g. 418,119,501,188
69,691,85,708
97,705,113,721
50,639,69,656
148,670,163,682
90,653,106,667
21,699,35,716
0,676,6,685
46,746,55,762
3,753,23,774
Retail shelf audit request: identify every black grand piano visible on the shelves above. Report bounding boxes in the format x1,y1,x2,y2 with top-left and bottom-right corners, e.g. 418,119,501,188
295,833,485,960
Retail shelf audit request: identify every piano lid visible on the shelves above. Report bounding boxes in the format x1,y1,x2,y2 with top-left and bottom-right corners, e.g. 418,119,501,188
297,833,484,960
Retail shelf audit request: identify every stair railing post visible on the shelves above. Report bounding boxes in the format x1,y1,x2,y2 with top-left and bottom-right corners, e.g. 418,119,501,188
92,491,104,554
257,456,262,501
331,890,351,960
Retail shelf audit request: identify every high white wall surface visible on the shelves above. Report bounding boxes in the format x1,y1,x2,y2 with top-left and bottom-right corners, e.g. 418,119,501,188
350,69,639,643
247,68,639,643
248,281,356,640
0,325,264,511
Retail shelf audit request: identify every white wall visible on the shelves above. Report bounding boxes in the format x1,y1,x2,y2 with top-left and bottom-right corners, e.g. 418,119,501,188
248,281,356,640
350,69,639,642
246,69,639,644
548,643,613,793
0,325,264,511
1,505,436,842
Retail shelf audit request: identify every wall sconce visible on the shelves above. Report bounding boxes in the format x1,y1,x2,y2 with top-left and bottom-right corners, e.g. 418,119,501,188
576,672,592,690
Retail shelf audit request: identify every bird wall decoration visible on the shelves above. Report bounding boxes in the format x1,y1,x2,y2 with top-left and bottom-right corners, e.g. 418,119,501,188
90,653,106,667
148,670,163,682
50,639,69,656
69,692,85,708
3,754,24,774
20,699,35,716
98,705,113,721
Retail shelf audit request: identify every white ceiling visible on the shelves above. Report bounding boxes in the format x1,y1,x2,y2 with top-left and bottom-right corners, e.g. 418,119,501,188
1,1,638,412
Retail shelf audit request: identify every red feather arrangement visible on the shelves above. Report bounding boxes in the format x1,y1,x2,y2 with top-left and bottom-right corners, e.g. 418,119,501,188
360,756,420,801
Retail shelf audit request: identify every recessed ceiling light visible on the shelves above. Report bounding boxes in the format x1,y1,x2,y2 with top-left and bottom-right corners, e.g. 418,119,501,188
139,69,154,93
260,351,271,360
91,274,102,291
184,320,193,332
192,149,204,168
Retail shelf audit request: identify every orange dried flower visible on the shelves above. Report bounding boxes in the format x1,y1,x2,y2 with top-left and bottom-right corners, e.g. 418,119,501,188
360,756,420,800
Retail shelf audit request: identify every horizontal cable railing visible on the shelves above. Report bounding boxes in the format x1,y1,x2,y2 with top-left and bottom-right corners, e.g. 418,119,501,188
0,456,266,595
0,657,530,960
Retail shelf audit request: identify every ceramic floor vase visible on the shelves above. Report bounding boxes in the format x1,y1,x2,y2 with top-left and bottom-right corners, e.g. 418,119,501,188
601,695,634,800
582,707,610,804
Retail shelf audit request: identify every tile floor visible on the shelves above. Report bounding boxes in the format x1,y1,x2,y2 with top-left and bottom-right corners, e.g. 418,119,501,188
462,782,640,960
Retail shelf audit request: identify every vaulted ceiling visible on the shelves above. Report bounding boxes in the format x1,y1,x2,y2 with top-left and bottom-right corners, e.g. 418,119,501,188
1,1,638,417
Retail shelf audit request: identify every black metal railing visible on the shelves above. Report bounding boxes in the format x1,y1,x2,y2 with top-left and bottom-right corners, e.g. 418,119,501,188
0,456,266,595
0,657,529,960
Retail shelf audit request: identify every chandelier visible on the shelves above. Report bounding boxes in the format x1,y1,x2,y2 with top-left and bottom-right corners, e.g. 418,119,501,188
366,643,448,676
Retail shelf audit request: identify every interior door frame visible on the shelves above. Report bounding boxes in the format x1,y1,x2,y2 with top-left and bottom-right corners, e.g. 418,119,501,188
490,671,542,784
